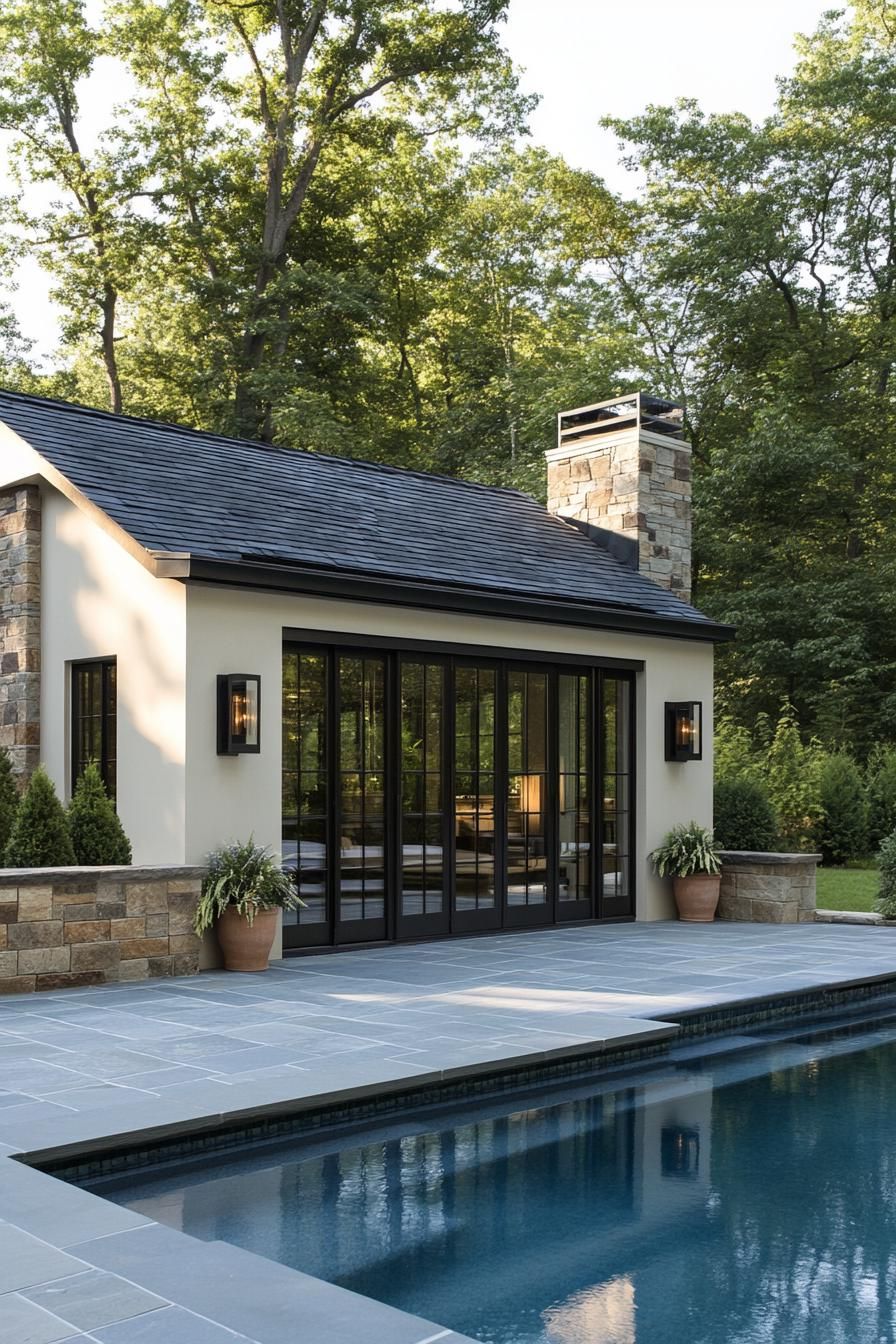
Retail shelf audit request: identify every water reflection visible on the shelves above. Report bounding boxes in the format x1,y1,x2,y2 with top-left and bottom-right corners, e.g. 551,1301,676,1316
113,1032,896,1344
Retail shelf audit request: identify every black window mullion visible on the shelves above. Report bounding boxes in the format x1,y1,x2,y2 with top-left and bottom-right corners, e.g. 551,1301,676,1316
445,659,456,927
592,670,601,918
386,654,396,940
495,667,508,926
330,655,341,940
548,670,559,920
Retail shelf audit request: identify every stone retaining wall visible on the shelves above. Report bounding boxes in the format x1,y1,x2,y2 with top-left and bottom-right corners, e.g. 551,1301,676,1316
0,866,204,994
719,851,820,924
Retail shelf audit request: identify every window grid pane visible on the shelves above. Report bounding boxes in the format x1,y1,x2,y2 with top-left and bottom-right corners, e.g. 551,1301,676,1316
71,660,117,803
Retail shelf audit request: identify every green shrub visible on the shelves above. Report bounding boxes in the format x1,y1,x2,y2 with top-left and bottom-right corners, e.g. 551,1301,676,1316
0,747,20,858
714,716,763,782
875,830,896,918
713,776,778,852
866,746,896,850
765,706,823,850
68,761,132,865
4,766,75,867
816,752,867,866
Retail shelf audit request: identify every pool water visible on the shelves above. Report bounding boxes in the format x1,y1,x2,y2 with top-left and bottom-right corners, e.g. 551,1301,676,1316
90,1009,896,1344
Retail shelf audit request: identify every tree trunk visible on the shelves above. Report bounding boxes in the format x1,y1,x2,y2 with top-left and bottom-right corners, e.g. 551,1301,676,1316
100,283,122,414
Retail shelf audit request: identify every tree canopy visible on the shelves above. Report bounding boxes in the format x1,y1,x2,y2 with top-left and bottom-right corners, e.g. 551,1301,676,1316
3,1,896,751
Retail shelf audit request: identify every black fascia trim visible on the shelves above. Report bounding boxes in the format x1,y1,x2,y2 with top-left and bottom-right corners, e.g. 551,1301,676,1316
185,557,736,644
282,628,645,671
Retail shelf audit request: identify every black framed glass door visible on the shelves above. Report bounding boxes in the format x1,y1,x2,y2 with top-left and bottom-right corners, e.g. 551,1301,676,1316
557,672,593,922
453,664,501,933
504,668,552,928
282,643,636,950
335,654,388,943
397,659,450,939
600,674,635,919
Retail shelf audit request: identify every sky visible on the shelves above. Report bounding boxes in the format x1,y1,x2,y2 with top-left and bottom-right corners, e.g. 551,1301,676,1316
8,0,835,360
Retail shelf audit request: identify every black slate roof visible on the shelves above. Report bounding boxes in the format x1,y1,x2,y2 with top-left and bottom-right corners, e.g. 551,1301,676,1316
0,389,723,634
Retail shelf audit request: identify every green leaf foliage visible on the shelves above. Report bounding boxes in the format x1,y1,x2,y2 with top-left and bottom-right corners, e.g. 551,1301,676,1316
68,761,132,865
713,776,779,853
815,752,868,866
4,766,76,868
8,3,896,757
875,829,896,919
765,707,824,851
714,717,764,783
650,822,721,878
0,748,20,858
193,839,303,934
866,746,896,850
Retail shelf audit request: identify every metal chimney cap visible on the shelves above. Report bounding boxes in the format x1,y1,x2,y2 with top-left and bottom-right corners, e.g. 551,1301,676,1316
558,392,685,448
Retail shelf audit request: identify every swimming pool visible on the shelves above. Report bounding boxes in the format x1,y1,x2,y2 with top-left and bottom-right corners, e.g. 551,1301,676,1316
88,1007,896,1344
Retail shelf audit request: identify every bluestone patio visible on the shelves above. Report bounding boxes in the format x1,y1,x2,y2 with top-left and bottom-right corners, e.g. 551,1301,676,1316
2,920,896,1344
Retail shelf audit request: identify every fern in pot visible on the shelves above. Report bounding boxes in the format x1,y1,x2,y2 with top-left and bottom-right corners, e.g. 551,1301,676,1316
650,822,722,922
193,840,303,972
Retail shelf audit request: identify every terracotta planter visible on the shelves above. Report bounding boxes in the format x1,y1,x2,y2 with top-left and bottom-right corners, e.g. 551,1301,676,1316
216,906,278,971
673,873,721,923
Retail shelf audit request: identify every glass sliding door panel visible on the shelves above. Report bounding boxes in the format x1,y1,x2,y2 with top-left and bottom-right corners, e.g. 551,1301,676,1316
338,656,386,922
602,676,633,908
454,667,497,912
283,650,329,924
400,662,445,917
506,670,549,906
282,651,329,928
558,673,591,905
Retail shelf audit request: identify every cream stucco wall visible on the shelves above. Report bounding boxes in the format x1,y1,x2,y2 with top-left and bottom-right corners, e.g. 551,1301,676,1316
40,487,187,862
185,584,715,929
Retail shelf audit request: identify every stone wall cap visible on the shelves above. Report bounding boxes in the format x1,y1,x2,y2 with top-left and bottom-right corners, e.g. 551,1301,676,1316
0,865,207,887
720,851,822,866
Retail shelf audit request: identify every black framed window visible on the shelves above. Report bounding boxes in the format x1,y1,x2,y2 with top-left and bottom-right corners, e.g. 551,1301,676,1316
71,659,117,799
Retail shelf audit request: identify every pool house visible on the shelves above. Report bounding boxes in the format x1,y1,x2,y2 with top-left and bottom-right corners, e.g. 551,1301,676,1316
0,389,730,958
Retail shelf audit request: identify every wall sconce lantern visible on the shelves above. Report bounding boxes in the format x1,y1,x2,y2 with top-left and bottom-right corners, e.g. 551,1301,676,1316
217,674,261,755
661,1125,701,1179
665,701,702,762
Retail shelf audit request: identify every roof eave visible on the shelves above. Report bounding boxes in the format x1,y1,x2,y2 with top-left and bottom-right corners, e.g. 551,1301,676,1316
185,557,736,644
0,422,188,581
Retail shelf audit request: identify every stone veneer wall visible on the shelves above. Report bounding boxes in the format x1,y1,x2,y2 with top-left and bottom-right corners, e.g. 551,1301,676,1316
0,485,41,780
546,432,693,601
718,851,820,924
0,866,204,994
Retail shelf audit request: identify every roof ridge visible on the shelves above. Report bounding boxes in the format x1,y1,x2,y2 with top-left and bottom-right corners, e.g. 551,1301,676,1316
0,386,532,502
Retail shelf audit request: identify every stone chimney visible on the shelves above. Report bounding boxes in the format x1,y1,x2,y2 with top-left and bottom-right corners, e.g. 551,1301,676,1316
0,486,40,780
545,393,692,602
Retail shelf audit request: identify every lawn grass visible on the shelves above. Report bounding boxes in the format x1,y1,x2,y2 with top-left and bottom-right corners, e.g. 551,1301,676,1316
815,863,879,912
